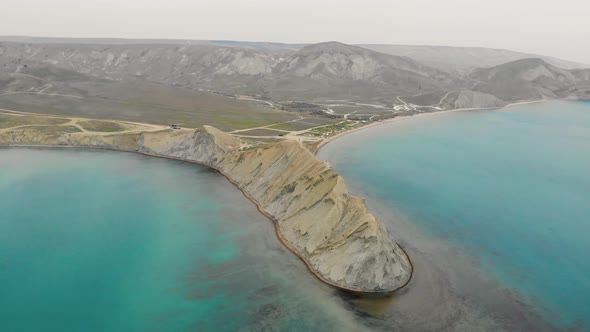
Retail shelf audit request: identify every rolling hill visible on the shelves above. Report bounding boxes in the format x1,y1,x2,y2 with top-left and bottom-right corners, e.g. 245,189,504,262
469,58,587,101
1,38,589,112
267,42,461,101
361,44,589,74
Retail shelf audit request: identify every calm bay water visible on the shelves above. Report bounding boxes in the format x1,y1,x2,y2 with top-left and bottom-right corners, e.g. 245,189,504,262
3,101,589,331
0,148,366,332
319,100,590,330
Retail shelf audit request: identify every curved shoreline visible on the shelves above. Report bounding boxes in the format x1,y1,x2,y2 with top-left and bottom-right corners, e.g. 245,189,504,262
311,101,560,292
314,103,569,331
209,151,412,295
1,143,411,296
316,99,554,153
0,100,557,297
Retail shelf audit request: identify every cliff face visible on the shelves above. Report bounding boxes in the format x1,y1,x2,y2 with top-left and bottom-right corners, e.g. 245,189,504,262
222,141,411,292
0,126,412,293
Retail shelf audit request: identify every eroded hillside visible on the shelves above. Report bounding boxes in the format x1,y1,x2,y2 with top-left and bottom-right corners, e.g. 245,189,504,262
0,117,412,293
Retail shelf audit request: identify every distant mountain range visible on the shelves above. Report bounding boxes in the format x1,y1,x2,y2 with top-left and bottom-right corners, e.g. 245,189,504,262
0,37,589,110
469,58,590,102
359,45,588,73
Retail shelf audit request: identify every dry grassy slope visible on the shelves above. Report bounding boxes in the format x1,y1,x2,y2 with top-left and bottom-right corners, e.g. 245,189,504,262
0,67,299,130
0,125,411,293
440,91,507,109
361,44,589,74
469,58,588,102
0,41,460,102
0,126,141,148
2,40,589,108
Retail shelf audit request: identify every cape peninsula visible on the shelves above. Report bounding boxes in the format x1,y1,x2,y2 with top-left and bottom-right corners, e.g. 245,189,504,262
2,37,588,300
0,115,413,294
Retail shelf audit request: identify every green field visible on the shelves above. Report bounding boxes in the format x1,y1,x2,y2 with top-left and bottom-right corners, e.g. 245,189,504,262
269,118,336,131
77,120,128,132
13,125,82,136
306,121,361,137
0,114,69,129
0,80,300,131
234,128,287,136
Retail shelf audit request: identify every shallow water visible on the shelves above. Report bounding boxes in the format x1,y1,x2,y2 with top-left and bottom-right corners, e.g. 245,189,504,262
0,148,367,332
3,100,589,331
319,100,590,330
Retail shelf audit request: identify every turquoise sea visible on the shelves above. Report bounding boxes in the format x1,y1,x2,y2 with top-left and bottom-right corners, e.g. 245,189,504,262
2,100,589,331
0,149,366,332
319,100,590,330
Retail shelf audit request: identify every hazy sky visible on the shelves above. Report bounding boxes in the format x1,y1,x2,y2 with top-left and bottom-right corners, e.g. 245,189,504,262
1,0,588,63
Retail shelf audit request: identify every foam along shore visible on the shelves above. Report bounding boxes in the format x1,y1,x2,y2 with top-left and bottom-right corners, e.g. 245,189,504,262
0,125,412,294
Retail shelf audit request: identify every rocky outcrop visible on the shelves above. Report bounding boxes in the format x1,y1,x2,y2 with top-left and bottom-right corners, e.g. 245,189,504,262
0,125,412,293
223,141,411,292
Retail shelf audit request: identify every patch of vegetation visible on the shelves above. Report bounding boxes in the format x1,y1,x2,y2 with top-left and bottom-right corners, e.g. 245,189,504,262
279,102,324,112
234,128,287,136
391,110,420,117
369,114,396,121
239,137,284,148
77,120,127,132
22,125,82,136
303,141,321,153
277,182,298,199
301,117,339,125
325,105,390,115
277,101,346,118
347,114,373,121
0,81,299,131
269,119,336,131
0,114,69,129
306,121,360,137
414,107,439,113
282,183,297,194
400,92,444,106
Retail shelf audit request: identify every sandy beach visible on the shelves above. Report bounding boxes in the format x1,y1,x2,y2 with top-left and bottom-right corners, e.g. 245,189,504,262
316,99,552,152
